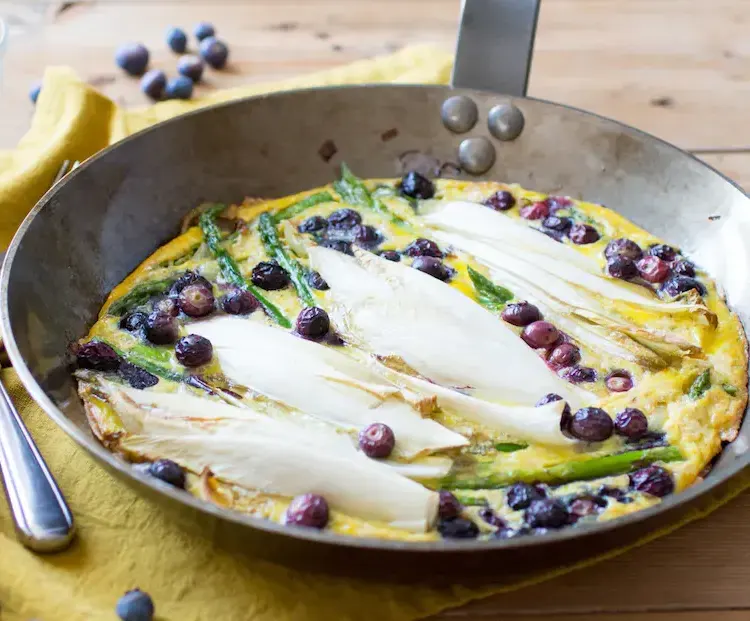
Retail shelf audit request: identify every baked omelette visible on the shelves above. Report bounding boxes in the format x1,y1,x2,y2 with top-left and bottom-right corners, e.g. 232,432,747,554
73,165,748,542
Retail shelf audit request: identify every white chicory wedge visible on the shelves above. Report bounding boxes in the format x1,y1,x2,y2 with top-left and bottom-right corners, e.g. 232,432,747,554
308,246,594,410
188,316,468,459
114,393,438,532
424,201,598,272
376,363,575,446
428,220,714,320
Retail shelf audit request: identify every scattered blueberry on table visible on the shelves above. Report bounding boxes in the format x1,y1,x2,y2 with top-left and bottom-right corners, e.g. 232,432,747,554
164,75,194,100
194,21,216,41
140,69,167,100
165,26,188,53
177,54,205,82
199,37,229,69
116,589,155,621
29,81,42,104
115,43,150,76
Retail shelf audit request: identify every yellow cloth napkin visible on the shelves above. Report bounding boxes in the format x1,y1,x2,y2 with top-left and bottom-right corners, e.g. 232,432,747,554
0,45,746,621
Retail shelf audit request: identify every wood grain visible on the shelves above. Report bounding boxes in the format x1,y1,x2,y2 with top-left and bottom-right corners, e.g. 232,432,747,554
1,2,749,620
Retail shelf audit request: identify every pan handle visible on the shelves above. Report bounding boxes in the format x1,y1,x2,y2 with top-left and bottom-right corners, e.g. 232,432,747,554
451,0,540,97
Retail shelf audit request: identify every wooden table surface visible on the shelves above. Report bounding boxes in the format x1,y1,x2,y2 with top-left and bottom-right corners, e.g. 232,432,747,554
1,1,750,619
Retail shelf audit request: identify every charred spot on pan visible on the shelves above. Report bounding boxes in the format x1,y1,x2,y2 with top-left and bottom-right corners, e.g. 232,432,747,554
650,96,675,108
318,140,338,163
438,162,461,178
381,128,399,142
397,150,441,177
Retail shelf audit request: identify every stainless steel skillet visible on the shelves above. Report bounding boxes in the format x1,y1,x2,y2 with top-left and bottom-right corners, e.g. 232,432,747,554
2,0,749,582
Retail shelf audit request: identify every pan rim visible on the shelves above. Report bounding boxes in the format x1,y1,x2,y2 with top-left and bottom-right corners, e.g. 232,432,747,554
2,82,749,554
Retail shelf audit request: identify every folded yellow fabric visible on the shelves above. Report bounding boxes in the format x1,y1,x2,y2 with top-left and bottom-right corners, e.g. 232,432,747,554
0,44,453,251
0,44,747,621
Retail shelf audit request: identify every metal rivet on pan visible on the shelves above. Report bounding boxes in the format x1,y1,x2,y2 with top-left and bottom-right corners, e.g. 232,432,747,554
441,95,479,134
458,137,496,175
488,102,525,141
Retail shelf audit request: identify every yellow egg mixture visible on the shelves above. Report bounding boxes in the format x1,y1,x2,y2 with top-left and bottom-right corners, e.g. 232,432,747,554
76,176,748,542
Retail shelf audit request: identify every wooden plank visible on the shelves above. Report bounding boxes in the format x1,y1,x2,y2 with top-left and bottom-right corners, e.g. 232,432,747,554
700,153,750,190
1,0,749,150
430,490,750,617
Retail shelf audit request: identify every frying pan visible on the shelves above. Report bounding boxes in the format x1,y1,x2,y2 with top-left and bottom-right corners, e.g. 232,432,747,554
2,0,750,583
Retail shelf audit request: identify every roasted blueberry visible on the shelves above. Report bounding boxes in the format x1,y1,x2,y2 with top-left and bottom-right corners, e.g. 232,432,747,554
170,271,212,296
521,321,559,348
520,201,549,220
380,250,401,262
177,54,205,82
478,507,507,528
76,341,121,372
120,311,148,333
598,485,629,502
524,498,569,529
636,255,670,283
484,190,516,211
438,517,479,539
118,362,159,389
251,261,290,290
536,393,571,419
662,275,706,297
568,497,600,518
403,237,442,258
353,224,381,247
358,422,396,458
501,302,542,327
194,21,216,41
284,493,330,529
672,259,696,277
438,491,462,519
296,307,330,340
605,369,633,392
116,588,155,621
327,208,362,230
140,70,166,100
145,311,179,344
506,482,545,511
165,26,188,53
648,244,678,262
175,334,213,367
614,407,648,439
565,407,613,442
178,283,215,317
154,297,179,317
605,238,643,260
542,215,573,232
400,171,435,200
548,343,581,370
220,287,259,315
545,196,572,213
199,37,229,69
148,459,186,488
569,223,600,245
298,215,327,233
115,43,149,76
629,465,674,497
319,239,353,255
607,256,638,280
164,75,193,100
411,256,454,281
560,365,597,384
306,270,329,290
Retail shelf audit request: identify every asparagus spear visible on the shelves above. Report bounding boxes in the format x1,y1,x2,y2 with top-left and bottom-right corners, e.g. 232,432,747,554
199,205,291,328
441,445,683,490
101,339,185,383
107,277,178,316
688,369,711,400
257,213,316,307
272,191,335,223
467,266,514,312
333,163,411,228
495,442,527,453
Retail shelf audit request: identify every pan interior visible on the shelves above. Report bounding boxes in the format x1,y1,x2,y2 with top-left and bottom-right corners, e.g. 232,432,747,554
3,84,750,547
